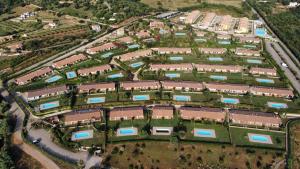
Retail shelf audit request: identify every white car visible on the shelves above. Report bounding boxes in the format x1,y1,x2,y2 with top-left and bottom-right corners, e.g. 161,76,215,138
281,62,288,68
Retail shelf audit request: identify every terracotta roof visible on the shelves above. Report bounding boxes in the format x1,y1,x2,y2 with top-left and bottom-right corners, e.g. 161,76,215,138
15,67,53,85
117,49,152,61
185,10,201,24
149,63,193,70
109,107,144,121
249,67,277,76
250,86,294,97
217,34,231,39
199,48,227,54
117,36,134,44
237,17,249,33
194,64,242,72
238,37,260,43
180,107,225,121
161,81,204,90
136,30,150,38
77,64,111,76
26,85,67,98
52,54,87,68
235,48,260,56
200,12,216,27
152,106,174,119
205,83,250,94
151,47,192,54
218,15,232,31
64,109,102,123
86,42,117,54
78,82,115,92
150,21,165,29
120,80,160,90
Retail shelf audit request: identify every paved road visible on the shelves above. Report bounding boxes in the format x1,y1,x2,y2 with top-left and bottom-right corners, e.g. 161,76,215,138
265,41,300,93
0,89,60,169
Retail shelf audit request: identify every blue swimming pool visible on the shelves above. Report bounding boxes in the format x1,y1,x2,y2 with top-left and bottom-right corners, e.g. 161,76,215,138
248,133,272,144
194,129,216,138
39,101,59,110
175,32,186,36
66,71,77,79
267,102,288,109
130,61,144,68
218,40,231,45
173,95,191,101
108,73,124,79
117,127,138,136
243,45,257,49
194,38,207,42
169,56,183,61
87,97,105,104
208,57,223,62
75,132,90,139
159,29,168,35
210,75,227,80
256,78,274,84
165,73,180,78
101,52,114,58
120,129,134,135
128,44,140,49
247,59,262,64
255,28,267,38
71,130,93,141
45,75,62,83
133,95,150,101
221,98,239,104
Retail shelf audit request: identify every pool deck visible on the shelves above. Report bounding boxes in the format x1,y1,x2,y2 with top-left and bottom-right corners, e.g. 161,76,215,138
71,130,94,141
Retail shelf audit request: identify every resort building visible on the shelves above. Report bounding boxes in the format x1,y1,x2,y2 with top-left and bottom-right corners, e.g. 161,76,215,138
149,63,193,72
52,54,87,69
198,12,216,29
229,110,281,128
78,82,115,93
150,21,165,29
249,67,277,76
15,67,53,85
235,17,249,34
238,37,260,44
205,83,250,94
199,48,227,54
180,107,226,122
194,64,243,73
195,31,207,37
120,81,160,91
152,106,174,119
250,86,294,98
117,36,134,44
116,49,152,61
86,42,117,55
109,107,144,121
235,48,260,57
64,109,102,126
24,85,68,101
136,30,151,39
185,10,201,24
216,15,233,31
217,34,231,40
7,43,23,52
161,81,204,91
151,47,192,54
77,64,111,76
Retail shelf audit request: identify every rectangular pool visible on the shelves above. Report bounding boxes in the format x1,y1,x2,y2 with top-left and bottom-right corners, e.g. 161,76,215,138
173,95,191,102
244,45,257,49
210,75,227,80
267,102,288,109
66,71,77,79
130,61,144,68
175,32,186,36
87,97,105,104
208,57,223,62
71,130,94,141
108,73,124,79
39,101,60,110
133,95,150,101
194,129,216,138
195,38,207,42
218,40,231,45
165,73,180,78
45,75,62,83
256,78,274,84
221,98,239,104
255,28,267,38
101,52,114,58
128,44,140,49
247,59,262,64
248,133,273,144
169,56,183,61
117,127,138,136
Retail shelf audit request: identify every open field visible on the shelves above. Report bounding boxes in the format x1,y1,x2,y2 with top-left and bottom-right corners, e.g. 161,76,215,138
104,141,284,169
10,146,45,169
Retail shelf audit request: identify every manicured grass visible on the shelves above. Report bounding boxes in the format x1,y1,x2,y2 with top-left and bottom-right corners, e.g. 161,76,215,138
229,126,286,149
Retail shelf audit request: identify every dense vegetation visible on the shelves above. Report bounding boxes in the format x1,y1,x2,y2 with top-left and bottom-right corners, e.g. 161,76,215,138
248,0,300,60
0,0,24,14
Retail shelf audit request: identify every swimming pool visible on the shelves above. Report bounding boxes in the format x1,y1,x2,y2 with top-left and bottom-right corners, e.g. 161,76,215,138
218,40,231,45
175,32,186,36
243,45,257,49
45,75,62,83
256,78,274,84
159,29,168,35
117,127,138,136
208,57,223,62
248,133,273,144
267,102,288,109
108,73,124,79
210,75,227,80
66,71,77,79
221,98,239,104
128,44,140,49
39,101,59,110
71,130,93,141
133,95,150,101
130,61,144,68
194,38,207,42
165,73,180,78
169,56,183,61
247,59,262,64
194,129,216,138
255,28,267,38
173,95,191,101
101,52,114,58
87,97,105,104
